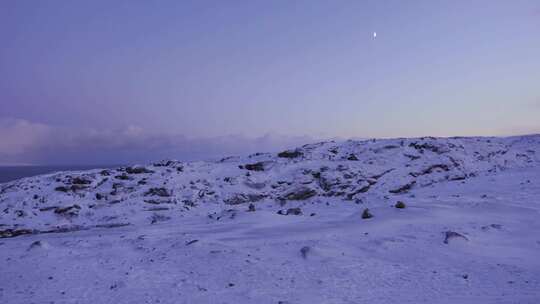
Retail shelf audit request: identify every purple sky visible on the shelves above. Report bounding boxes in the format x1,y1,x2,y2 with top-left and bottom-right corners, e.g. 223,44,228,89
1,1,539,165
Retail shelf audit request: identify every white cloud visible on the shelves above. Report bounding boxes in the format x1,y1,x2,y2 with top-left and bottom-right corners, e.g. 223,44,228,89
0,118,52,155
0,118,314,165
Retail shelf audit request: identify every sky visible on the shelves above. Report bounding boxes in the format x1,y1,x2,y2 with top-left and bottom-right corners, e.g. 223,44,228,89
1,0,539,165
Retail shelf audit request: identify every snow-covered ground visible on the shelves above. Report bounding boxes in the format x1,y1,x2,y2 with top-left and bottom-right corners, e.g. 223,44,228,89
1,135,539,303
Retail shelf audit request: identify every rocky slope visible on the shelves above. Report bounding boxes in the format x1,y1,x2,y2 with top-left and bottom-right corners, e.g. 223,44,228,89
1,135,538,236
2,135,540,304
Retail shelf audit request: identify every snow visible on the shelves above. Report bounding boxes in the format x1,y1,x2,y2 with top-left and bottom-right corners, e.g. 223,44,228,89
1,135,540,303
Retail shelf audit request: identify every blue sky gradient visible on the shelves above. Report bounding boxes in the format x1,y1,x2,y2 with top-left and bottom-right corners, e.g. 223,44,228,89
1,1,539,164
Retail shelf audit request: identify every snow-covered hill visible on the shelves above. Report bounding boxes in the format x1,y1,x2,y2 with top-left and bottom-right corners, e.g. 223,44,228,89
1,135,540,303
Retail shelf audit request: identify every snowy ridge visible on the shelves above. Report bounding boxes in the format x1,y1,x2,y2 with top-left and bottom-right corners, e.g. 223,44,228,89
2,135,540,303
1,135,539,235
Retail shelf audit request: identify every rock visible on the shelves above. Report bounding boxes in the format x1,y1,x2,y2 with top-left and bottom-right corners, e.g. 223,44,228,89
225,193,266,205
286,208,302,215
347,154,359,161
145,187,172,197
244,162,265,171
278,150,303,158
389,181,416,194
283,187,317,200
410,164,450,177
395,201,406,209
54,186,69,192
361,208,373,219
126,166,154,174
115,174,131,180
27,240,45,251
54,204,81,216
150,213,171,224
70,184,88,191
443,231,468,244
277,207,302,216
145,207,170,212
248,203,256,212
0,229,34,238
300,246,310,259
409,142,449,154
95,223,130,229
153,160,180,167
346,182,371,200
246,194,266,202
186,239,199,246
144,199,173,205
404,153,421,160
71,177,92,185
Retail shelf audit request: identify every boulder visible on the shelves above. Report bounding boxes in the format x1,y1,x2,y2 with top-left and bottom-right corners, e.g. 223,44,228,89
283,186,317,200
278,150,303,158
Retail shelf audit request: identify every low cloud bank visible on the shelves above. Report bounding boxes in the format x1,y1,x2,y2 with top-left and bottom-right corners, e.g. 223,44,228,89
0,118,313,165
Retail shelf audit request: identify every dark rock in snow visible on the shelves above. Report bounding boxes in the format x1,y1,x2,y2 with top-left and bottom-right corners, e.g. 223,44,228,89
0,229,34,238
409,141,448,154
361,208,373,219
395,201,406,209
145,187,172,197
54,186,69,192
54,204,81,216
144,199,173,205
126,166,154,174
244,162,265,171
71,177,92,185
225,193,266,205
410,164,450,177
389,181,416,194
278,208,302,215
347,154,359,161
150,213,171,224
186,239,199,246
278,150,303,158
114,173,131,180
443,231,469,244
300,246,311,259
27,240,43,251
283,186,317,200
286,208,302,215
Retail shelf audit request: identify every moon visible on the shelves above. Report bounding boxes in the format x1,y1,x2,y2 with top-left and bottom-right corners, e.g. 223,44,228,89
373,32,377,38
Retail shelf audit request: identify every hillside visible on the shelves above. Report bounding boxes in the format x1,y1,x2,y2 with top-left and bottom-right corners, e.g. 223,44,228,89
1,135,540,303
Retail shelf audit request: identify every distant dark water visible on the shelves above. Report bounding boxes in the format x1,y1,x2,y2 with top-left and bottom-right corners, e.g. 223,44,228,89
0,165,120,184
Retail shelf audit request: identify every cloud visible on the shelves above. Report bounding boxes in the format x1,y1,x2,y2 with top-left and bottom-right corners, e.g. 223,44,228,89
0,118,52,155
0,118,314,165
